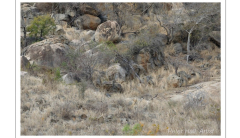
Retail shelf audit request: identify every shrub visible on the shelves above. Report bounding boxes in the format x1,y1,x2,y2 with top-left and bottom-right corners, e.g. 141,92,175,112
27,15,56,39
54,67,61,81
122,123,143,135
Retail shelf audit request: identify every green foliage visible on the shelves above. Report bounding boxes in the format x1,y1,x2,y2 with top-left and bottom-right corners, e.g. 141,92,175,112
54,67,61,81
122,123,143,135
122,124,131,135
27,15,56,38
105,41,116,49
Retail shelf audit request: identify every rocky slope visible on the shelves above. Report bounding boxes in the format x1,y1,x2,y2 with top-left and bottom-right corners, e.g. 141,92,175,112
20,2,221,136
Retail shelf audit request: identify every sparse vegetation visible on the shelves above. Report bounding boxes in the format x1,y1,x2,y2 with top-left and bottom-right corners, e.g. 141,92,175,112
20,2,221,136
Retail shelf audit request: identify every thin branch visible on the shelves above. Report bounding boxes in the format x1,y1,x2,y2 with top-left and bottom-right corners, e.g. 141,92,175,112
156,15,169,35
141,4,153,15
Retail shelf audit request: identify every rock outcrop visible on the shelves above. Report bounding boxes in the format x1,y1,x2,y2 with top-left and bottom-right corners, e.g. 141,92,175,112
95,20,121,42
22,36,69,68
106,63,126,83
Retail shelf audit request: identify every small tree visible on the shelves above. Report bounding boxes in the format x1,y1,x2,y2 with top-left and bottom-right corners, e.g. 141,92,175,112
27,15,56,40
182,3,220,63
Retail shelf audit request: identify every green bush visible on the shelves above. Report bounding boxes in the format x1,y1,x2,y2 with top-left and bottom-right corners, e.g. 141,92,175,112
54,67,61,81
122,123,143,135
27,15,56,38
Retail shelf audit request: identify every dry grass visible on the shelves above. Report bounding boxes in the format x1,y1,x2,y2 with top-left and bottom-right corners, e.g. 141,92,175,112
21,43,221,135
21,60,221,135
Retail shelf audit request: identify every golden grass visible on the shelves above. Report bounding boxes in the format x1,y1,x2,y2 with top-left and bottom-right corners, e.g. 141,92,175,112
21,46,221,135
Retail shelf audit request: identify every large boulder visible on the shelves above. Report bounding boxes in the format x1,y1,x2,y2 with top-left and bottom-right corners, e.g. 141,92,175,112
209,31,220,47
75,14,101,30
95,20,121,43
167,74,183,88
106,63,126,83
22,36,69,68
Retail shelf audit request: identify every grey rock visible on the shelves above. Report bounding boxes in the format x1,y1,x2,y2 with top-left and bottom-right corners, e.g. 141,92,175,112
95,20,121,42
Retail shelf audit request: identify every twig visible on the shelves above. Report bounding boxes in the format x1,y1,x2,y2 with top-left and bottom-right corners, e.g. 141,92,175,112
141,4,154,15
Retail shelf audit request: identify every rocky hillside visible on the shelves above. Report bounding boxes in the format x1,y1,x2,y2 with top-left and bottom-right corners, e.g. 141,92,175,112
20,2,221,136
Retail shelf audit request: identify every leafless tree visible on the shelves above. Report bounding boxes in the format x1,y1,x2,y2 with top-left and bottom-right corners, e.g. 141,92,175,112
182,3,220,63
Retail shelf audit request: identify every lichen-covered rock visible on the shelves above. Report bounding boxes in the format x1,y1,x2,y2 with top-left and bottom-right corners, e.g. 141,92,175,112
95,20,121,42
22,36,69,68
106,63,126,83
